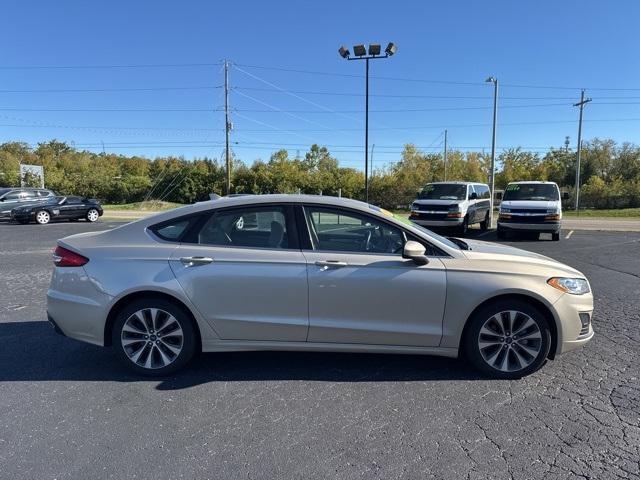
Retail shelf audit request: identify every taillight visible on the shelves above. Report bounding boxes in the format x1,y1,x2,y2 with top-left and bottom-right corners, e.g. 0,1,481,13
53,246,89,267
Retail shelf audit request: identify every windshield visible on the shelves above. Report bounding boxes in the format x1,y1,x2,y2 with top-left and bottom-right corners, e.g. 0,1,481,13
0,188,11,198
418,184,467,201
503,184,559,201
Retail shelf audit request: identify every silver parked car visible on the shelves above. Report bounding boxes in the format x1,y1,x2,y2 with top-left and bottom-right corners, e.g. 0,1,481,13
47,195,594,379
0,187,56,220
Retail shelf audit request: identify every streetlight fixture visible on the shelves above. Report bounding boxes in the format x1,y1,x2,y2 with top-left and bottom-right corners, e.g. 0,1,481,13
486,76,498,227
338,42,397,203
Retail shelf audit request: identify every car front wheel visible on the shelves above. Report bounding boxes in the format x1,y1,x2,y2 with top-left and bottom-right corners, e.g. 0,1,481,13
112,299,197,376
35,210,51,225
464,300,552,379
86,208,100,222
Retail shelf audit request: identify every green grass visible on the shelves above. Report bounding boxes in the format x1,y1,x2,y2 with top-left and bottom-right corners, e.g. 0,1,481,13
562,208,640,218
102,201,184,211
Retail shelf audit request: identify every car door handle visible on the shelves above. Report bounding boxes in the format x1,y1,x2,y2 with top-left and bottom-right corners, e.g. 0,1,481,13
315,260,348,269
180,256,214,266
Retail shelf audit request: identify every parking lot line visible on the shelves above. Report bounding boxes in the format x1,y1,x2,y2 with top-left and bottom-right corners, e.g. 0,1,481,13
566,230,574,239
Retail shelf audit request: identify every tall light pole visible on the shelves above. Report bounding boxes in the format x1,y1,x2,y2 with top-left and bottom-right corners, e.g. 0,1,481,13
443,129,448,181
486,76,498,226
339,42,397,204
573,89,591,212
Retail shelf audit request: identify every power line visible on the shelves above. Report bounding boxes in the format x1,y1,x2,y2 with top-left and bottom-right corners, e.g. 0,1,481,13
0,62,223,70
233,62,640,91
0,86,223,93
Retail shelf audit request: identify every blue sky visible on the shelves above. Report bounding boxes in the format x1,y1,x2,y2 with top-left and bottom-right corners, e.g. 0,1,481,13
1,0,639,170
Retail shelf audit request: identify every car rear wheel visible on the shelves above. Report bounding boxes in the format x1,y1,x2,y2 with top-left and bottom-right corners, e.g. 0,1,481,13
86,208,100,222
112,299,197,376
35,210,50,225
463,299,551,379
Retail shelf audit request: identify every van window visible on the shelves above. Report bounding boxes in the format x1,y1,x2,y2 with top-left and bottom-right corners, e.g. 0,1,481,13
476,185,491,199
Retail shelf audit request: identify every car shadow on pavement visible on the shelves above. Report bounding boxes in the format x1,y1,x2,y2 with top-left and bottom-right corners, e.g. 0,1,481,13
0,321,487,389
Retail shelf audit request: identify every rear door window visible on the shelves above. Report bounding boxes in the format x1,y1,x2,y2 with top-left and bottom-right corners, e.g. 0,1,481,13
196,206,292,249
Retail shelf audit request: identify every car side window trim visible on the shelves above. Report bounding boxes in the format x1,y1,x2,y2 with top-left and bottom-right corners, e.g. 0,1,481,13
299,203,449,257
178,203,301,251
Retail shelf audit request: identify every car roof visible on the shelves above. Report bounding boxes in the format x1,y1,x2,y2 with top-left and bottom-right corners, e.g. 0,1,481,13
426,181,488,186
507,181,558,185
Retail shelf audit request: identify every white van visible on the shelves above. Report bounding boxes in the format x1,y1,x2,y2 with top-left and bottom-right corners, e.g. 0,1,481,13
409,181,492,236
497,181,562,241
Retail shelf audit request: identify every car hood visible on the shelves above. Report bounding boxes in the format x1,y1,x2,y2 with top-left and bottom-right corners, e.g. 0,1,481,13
460,239,583,277
500,200,558,210
413,199,461,206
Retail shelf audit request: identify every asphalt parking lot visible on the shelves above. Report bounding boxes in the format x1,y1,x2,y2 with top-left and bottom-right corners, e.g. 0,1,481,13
1,220,639,479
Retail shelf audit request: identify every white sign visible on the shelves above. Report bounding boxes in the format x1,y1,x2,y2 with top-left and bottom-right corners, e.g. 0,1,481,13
20,164,45,188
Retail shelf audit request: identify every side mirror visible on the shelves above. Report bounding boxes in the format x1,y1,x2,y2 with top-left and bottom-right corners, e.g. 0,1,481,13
470,192,478,200
403,240,429,266
562,192,570,200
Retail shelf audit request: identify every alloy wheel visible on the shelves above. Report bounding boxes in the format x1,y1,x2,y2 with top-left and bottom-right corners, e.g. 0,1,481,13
477,310,542,372
87,209,99,222
36,211,50,224
120,308,184,369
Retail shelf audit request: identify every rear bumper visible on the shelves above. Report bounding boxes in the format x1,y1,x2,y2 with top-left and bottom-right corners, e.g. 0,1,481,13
46,266,112,347
498,221,560,232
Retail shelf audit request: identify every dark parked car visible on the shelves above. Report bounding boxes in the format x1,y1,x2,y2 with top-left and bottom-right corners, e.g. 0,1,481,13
0,187,56,220
10,196,103,225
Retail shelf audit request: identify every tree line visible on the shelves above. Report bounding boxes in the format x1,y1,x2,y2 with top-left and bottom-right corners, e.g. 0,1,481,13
1,138,639,210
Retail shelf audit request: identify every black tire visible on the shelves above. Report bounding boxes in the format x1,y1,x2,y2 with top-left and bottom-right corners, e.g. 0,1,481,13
496,226,507,240
463,299,552,379
112,298,198,376
35,210,51,225
480,212,489,231
457,215,469,237
552,232,560,241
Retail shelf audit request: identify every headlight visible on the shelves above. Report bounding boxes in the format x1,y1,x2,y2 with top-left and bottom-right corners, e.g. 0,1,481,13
547,277,590,295
410,203,418,211
546,208,560,214
500,207,511,214
448,204,461,212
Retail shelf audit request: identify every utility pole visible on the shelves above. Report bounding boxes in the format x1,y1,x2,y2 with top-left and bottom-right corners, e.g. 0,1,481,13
365,57,369,202
486,77,498,226
224,59,231,195
443,129,448,181
573,89,592,212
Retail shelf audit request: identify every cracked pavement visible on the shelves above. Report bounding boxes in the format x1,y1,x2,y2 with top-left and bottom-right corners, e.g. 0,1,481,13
0,222,638,479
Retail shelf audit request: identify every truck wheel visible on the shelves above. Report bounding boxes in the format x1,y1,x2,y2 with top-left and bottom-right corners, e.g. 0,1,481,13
497,226,507,240
457,216,469,237
552,232,560,241
480,212,490,231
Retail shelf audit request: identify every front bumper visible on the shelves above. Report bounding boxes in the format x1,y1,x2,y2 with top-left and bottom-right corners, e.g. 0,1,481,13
498,220,561,232
552,289,594,355
10,212,33,222
410,214,464,227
